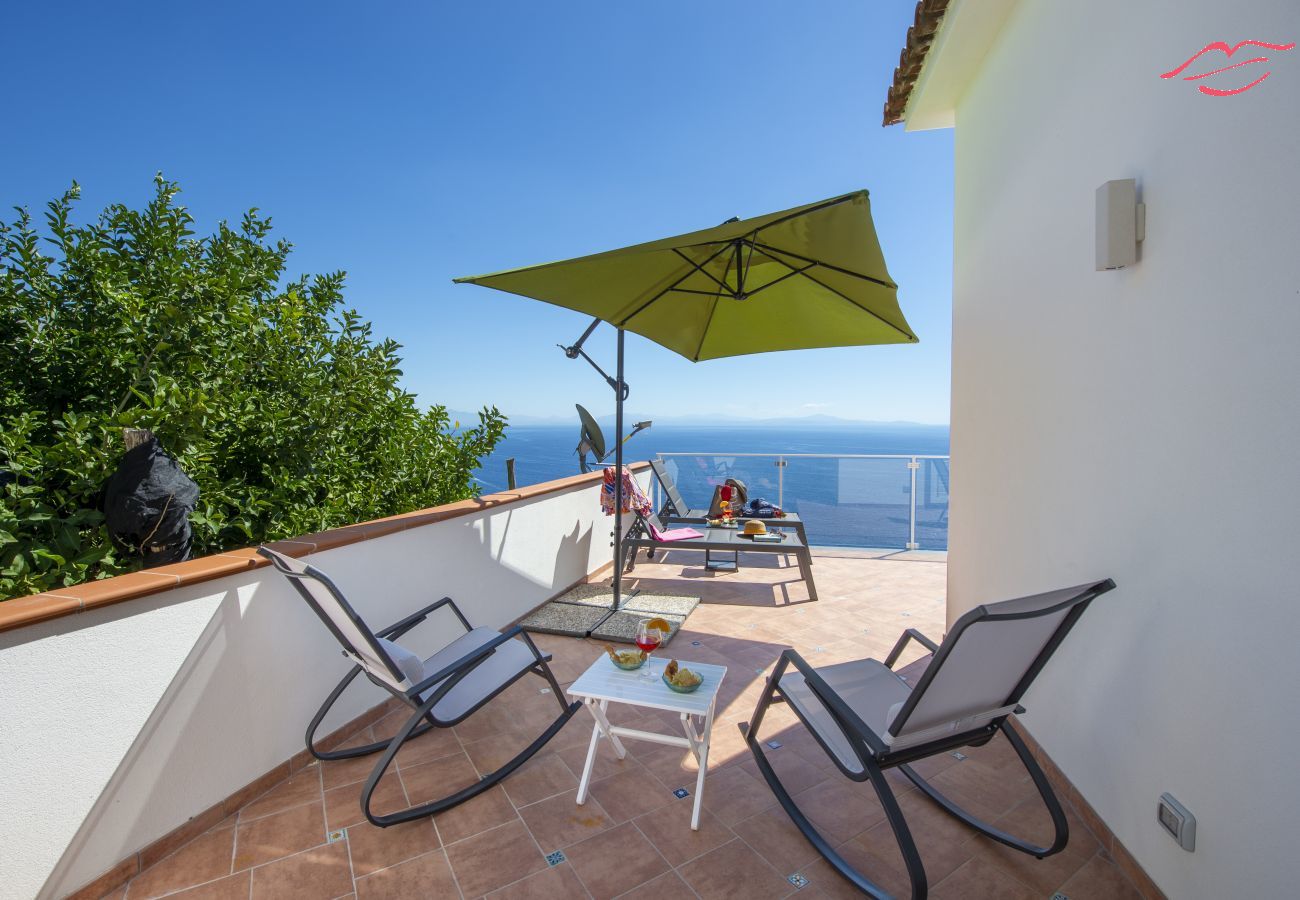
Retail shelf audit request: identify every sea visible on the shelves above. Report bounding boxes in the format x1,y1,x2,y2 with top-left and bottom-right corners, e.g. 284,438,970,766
475,423,951,551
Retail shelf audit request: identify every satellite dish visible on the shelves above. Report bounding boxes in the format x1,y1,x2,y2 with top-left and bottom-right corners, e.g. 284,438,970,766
575,404,606,472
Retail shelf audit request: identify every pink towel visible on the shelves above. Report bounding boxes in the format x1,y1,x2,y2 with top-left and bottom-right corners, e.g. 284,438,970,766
649,521,702,542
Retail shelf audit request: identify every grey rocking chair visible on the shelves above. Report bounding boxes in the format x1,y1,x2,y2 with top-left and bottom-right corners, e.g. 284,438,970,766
259,546,580,827
742,578,1116,898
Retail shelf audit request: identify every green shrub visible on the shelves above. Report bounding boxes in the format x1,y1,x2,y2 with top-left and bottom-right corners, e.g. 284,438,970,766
0,176,505,600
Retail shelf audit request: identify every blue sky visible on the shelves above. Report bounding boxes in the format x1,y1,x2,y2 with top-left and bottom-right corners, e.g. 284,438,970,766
5,1,953,424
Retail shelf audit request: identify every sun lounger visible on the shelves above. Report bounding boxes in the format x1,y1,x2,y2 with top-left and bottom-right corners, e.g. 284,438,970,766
650,459,811,548
622,510,818,601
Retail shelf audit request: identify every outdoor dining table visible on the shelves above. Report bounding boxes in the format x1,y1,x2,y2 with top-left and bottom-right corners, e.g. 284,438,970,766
567,654,727,830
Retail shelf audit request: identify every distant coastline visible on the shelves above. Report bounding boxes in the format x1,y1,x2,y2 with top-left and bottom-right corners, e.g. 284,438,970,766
452,409,949,430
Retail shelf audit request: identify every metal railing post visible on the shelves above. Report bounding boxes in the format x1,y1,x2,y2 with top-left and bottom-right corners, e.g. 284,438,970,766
776,456,786,509
907,457,920,550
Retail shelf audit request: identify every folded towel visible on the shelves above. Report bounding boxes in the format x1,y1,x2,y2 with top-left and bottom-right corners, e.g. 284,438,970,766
649,522,703,542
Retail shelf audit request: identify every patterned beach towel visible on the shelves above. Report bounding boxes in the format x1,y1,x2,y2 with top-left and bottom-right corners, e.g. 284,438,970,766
601,466,652,517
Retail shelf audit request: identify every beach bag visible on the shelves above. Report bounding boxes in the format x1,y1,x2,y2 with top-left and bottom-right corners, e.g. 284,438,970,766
707,478,749,517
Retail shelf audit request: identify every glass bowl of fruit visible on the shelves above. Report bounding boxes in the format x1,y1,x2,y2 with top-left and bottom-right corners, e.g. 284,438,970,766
661,659,704,693
603,644,646,671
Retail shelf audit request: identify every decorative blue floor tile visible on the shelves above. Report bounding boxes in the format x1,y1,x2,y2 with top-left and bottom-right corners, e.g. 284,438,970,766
1050,893,1069,900
952,751,968,761
787,873,810,888
691,640,702,646
766,739,783,750
673,787,691,799
546,850,566,867
327,830,345,843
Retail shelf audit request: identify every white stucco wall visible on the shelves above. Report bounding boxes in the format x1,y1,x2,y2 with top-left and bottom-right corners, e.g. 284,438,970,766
0,472,642,900
945,0,1300,896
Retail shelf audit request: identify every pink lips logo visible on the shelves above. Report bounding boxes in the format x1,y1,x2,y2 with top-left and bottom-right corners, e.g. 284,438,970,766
1161,39,1295,96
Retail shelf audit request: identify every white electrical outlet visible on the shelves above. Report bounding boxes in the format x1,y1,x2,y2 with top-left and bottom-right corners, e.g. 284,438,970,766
1157,793,1196,851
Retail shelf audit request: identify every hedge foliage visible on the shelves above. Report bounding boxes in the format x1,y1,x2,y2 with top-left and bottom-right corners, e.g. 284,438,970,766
0,176,504,600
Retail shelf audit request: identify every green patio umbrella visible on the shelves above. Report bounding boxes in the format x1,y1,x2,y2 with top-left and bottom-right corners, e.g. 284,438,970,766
455,189,916,613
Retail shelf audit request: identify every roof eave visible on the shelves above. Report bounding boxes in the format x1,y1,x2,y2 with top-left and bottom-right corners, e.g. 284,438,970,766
882,0,1022,132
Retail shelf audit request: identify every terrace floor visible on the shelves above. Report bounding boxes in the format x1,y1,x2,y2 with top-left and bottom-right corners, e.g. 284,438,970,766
101,549,1142,900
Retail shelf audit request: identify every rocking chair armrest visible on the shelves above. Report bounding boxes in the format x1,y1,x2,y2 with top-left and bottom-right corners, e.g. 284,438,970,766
406,625,529,697
378,597,472,640
884,628,940,669
776,648,888,758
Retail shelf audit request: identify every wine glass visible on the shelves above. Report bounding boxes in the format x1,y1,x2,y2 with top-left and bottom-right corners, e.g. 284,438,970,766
635,619,663,680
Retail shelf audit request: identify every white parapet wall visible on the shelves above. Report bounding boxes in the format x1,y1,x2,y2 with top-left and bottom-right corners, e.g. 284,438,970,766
0,468,646,900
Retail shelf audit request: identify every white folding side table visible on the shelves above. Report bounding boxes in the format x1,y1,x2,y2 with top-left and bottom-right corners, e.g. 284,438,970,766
567,655,727,830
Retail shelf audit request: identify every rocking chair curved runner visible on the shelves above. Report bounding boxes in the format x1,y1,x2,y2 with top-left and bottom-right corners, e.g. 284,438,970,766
742,578,1116,899
258,546,580,827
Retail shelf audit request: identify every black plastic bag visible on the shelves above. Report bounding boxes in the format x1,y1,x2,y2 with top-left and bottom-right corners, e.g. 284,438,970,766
102,437,199,567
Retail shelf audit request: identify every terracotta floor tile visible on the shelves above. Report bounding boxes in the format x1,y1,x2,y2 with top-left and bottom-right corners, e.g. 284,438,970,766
840,789,977,897
126,828,234,899
788,778,886,846
1056,852,1144,900
483,862,590,899
160,871,251,900
730,807,822,876
233,801,327,871
700,764,778,826
614,870,698,900
925,755,1036,823
324,772,408,832
345,818,439,878
353,849,458,900
739,747,827,798
796,840,893,899
451,702,523,744
966,794,1098,893
249,840,352,900
563,821,670,900
444,820,547,897
631,744,702,790
240,766,324,821
676,838,793,900
434,784,520,845
518,788,614,851
555,735,644,784
398,752,478,808
392,722,463,770
929,855,1039,900
320,730,386,792
462,741,578,808
632,800,733,867
584,767,672,824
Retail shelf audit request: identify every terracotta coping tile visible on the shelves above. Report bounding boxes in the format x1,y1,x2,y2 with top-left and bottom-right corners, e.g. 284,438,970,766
0,591,83,631
47,571,181,612
0,462,649,635
165,554,263,586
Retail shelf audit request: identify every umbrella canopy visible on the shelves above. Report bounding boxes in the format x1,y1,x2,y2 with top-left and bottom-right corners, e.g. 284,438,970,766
454,190,916,361
454,189,917,625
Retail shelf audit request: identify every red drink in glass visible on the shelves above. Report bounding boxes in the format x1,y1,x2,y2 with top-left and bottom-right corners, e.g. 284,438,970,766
635,633,661,654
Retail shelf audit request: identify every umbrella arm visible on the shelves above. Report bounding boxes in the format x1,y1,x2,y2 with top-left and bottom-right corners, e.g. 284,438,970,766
560,317,628,399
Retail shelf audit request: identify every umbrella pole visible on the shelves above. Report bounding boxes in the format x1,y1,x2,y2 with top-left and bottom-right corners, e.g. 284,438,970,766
612,327,625,610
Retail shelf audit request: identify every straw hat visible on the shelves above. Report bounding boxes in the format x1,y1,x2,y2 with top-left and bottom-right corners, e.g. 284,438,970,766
742,519,767,535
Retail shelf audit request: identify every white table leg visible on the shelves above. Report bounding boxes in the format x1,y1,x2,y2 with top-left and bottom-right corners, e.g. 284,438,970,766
576,698,626,806
687,698,716,830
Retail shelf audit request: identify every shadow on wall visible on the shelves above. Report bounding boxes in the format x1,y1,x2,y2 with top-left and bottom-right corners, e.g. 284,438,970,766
38,499,597,899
